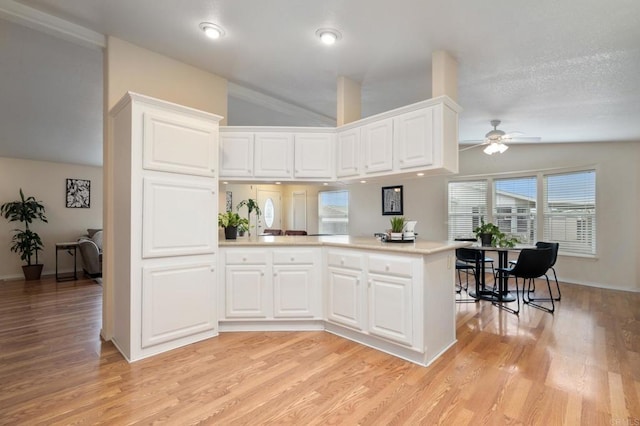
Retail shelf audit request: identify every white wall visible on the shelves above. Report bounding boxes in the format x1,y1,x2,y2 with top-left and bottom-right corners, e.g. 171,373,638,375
0,157,103,279
457,141,640,292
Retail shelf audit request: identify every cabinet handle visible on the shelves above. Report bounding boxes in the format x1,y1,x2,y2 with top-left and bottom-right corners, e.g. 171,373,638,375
399,159,404,164
242,257,247,262
273,272,277,277
368,279,372,287
290,257,295,262
261,272,264,276
340,258,344,265
385,264,390,271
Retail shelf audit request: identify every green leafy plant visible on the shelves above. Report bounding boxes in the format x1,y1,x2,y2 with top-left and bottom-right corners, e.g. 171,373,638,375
389,216,406,233
237,199,262,236
1,189,48,266
473,218,519,247
217,211,247,228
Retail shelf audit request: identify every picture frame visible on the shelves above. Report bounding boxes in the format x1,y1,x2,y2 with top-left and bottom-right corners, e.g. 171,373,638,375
381,185,403,215
66,178,91,208
225,191,233,212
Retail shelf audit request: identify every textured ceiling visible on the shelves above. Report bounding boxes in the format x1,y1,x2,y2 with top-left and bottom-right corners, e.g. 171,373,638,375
1,0,640,166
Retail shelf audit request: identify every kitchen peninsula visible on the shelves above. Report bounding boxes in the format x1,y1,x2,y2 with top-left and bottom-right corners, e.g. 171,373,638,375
219,235,469,366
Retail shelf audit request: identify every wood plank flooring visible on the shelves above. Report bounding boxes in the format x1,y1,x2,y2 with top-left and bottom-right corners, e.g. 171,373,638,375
1,276,639,425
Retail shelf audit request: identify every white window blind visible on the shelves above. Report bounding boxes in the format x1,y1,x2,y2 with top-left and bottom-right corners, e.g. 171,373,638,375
448,180,488,239
494,176,537,243
543,170,596,255
318,190,349,234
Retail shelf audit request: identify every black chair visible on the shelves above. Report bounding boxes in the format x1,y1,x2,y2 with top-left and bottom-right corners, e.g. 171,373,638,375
455,248,481,303
455,238,496,285
509,242,560,301
284,230,307,236
263,229,283,236
495,247,555,315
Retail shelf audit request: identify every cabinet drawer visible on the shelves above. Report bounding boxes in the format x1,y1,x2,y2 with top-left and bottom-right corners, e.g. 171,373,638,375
226,251,268,265
368,255,413,277
273,250,315,265
327,251,363,269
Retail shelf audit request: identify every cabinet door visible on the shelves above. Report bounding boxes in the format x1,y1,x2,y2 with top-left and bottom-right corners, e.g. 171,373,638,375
254,133,293,178
142,176,217,258
326,267,364,330
219,132,254,177
143,109,217,177
225,265,269,318
394,107,434,169
362,118,393,174
336,128,360,177
273,265,318,318
294,133,334,179
141,262,217,348
368,273,413,346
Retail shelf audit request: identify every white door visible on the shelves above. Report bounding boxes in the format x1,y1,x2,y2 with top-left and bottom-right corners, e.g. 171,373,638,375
292,191,307,231
368,273,413,346
326,267,364,330
257,189,282,234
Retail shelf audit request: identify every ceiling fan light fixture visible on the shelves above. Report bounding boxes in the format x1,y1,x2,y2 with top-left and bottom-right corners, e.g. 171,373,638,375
199,22,225,39
316,28,342,45
483,141,509,155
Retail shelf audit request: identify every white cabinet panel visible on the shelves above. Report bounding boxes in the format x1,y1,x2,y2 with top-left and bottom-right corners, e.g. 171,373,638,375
326,267,364,330
219,132,254,177
368,273,413,346
294,133,334,179
143,110,217,176
362,118,393,174
225,265,269,318
394,107,434,169
142,177,216,258
254,133,293,178
141,262,216,348
273,265,316,318
336,128,360,178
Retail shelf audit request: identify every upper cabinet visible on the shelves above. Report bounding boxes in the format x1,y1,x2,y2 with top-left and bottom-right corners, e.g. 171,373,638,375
219,96,461,182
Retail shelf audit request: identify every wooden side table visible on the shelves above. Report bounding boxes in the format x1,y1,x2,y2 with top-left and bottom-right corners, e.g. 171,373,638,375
55,242,79,282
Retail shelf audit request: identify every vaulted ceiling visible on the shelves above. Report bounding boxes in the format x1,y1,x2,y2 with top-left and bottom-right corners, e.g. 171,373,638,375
1,0,640,166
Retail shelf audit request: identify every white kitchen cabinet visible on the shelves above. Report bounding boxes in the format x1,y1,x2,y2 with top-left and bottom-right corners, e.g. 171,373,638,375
336,127,360,178
219,132,254,177
325,250,366,330
361,117,393,174
367,273,413,346
225,265,269,318
254,132,293,178
294,133,334,179
272,249,321,318
394,106,434,170
110,92,221,362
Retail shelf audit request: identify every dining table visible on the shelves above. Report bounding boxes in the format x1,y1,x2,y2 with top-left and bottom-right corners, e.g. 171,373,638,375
466,244,534,303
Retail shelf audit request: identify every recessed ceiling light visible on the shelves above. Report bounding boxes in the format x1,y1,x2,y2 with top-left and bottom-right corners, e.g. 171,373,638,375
417,172,425,177
199,22,225,39
275,182,281,185
316,28,342,45
360,180,367,184
323,182,329,186
223,181,228,184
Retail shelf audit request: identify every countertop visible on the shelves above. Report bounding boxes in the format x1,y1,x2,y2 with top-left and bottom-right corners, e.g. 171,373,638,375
219,235,471,255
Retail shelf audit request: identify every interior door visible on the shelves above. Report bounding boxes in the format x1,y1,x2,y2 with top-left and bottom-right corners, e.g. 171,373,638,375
292,191,307,231
257,189,282,234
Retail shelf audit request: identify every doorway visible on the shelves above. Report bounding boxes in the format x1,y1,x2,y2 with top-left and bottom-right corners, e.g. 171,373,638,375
292,191,307,231
257,189,282,234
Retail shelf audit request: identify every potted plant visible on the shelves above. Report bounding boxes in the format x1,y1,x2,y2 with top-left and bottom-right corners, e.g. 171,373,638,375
389,216,406,240
218,211,248,240
1,189,48,280
237,199,261,237
473,218,519,247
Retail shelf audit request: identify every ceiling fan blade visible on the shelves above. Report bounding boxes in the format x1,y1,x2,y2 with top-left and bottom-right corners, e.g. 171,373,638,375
503,131,524,138
459,143,486,152
504,136,542,143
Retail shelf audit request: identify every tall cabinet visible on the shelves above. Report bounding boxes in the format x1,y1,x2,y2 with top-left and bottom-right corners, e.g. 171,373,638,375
109,93,222,362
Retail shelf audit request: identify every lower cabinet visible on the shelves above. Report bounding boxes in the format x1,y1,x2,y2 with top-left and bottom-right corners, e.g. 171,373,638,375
220,247,322,323
368,273,413,345
327,266,365,330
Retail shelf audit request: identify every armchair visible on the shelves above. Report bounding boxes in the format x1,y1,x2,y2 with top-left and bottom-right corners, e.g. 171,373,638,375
77,229,102,277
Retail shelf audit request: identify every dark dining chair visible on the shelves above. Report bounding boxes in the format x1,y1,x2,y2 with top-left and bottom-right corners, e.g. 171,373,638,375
263,229,283,236
495,247,555,315
284,230,307,236
455,248,481,303
455,238,495,284
509,241,560,301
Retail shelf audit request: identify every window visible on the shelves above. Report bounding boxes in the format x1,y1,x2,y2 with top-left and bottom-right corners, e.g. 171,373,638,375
448,180,488,238
494,176,537,243
543,170,596,255
318,190,349,234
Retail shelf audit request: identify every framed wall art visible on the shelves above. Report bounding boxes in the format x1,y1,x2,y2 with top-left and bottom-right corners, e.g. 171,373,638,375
66,178,91,208
381,185,403,215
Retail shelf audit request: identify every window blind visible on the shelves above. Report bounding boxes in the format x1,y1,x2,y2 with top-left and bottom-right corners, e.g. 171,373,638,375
494,176,537,243
448,180,488,239
543,170,596,255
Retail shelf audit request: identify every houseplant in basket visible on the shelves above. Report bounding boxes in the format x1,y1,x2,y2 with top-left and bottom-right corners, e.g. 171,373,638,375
218,211,248,240
1,189,48,280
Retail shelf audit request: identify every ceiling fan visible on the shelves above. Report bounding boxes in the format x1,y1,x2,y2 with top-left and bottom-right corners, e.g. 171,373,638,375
460,120,541,155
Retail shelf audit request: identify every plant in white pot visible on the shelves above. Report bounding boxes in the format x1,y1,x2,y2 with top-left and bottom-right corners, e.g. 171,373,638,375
389,216,406,240
1,189,48,280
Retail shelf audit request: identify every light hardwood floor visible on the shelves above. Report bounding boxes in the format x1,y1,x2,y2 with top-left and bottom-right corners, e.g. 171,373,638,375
0,276,638,425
